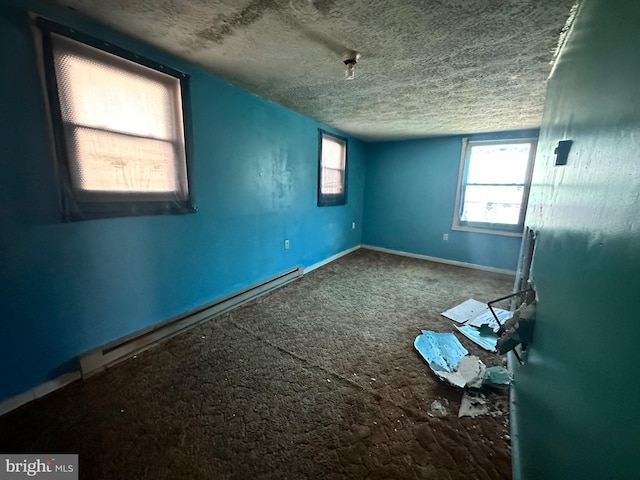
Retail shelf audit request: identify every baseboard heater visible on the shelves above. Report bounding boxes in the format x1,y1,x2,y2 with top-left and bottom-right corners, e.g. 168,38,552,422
79,265,304,378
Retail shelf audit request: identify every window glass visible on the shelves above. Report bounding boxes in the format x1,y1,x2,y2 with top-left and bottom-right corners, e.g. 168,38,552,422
39,20,194,220
466,144,530,185
318,131,347,206
453,138,536,234
461,185,524,224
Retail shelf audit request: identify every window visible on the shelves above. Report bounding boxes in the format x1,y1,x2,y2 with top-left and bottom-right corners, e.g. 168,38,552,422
452,137,536,235
38,19,194,221
317,130,347,206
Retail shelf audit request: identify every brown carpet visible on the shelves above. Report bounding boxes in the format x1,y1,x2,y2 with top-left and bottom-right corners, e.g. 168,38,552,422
0,249,514,479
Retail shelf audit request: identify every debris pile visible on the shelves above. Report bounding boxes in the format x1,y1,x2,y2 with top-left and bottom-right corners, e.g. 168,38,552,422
458,391,508,418
441,299,512,352
414,293,537,417
414,330,512,390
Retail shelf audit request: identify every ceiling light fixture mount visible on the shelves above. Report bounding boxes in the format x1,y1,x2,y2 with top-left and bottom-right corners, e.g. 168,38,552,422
341,50,360,80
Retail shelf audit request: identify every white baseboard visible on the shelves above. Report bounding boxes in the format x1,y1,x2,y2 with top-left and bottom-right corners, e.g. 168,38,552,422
79,265,304,379
1,266,305,417
0,371,81,417
361,245,516,275
0,245,357,417
2,243,506,417
304,244,362,273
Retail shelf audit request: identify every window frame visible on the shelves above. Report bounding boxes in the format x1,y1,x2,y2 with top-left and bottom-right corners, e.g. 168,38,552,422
36,17,196,222
452,137,537,236
317,129,348,207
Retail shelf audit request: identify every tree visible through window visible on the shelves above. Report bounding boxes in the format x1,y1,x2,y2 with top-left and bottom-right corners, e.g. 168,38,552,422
453,138,536,234
38,19,194,221
317,130,347,206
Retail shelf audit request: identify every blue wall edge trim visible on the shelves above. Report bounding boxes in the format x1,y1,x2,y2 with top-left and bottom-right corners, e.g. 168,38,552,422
361,245,516,276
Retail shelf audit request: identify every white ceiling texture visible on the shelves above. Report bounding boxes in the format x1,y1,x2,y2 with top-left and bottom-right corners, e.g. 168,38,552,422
46,0,578,141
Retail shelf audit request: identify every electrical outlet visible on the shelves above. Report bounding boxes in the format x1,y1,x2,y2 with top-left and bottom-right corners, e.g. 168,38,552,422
443,233,449,241
352,222,356,230
284,239,290,250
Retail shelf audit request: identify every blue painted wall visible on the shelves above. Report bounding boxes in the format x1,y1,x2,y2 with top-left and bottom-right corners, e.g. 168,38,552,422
0,0,364,402
511,0,640,478
362,131,536,271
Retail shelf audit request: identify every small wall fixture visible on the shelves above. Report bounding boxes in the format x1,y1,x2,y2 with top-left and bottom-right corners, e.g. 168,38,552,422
341,50,360,80
554,139,572,166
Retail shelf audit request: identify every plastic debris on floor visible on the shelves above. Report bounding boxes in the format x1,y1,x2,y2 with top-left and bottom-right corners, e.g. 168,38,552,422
436,355,486,388
484,366,513,385
441,299,513,351
455,324,498,351
459,392,490,417
458,391,509,418
441,299,488,323
413,330,512,389
413,330,468,374
414,330,513,419
429,399,449,417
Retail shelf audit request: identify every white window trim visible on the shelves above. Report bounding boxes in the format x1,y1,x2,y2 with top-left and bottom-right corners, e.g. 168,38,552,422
451,137,537,237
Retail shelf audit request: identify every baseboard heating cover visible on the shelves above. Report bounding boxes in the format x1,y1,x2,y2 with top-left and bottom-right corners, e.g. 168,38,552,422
79,265,304,378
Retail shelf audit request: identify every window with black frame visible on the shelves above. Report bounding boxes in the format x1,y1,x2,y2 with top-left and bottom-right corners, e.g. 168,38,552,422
37,19,195,221
452,137,537,235
317,130,347,207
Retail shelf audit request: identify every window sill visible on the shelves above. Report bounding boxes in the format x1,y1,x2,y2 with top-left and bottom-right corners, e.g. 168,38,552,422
451,223,523,237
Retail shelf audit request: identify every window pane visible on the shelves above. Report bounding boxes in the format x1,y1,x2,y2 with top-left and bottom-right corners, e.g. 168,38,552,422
467,143,530,185
461,185,524,224
321,167,343,195
52,34,181,141
49,33,189,202
318,131,346,206
65,126,187,197
322,136,345,170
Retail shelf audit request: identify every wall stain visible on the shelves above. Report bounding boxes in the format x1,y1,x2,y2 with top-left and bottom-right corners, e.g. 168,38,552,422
194,0,337,46
311,0,336,16
195,0,278,45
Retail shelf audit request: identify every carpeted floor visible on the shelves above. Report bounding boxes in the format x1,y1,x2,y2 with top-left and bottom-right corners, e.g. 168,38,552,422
0,249,515,479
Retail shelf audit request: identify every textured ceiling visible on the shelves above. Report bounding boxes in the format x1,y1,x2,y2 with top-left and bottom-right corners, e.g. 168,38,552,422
46,0,578,141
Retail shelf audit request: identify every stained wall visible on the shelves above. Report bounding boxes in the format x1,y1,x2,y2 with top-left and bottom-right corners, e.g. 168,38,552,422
511,0,640,477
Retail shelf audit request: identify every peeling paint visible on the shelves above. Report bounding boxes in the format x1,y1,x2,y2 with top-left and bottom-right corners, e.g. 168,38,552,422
514,0,640,478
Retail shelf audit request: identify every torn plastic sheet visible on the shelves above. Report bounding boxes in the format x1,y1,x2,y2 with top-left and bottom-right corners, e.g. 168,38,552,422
413,330,468,373
484,366,513,385
455,325,498,352
434,355,486,388
414,330,512,388
441,298,512,332
458,391,510,418
435,359,512,389
458,392,489,418
429,399,449,417
466,308,513,332
441,299,488,323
